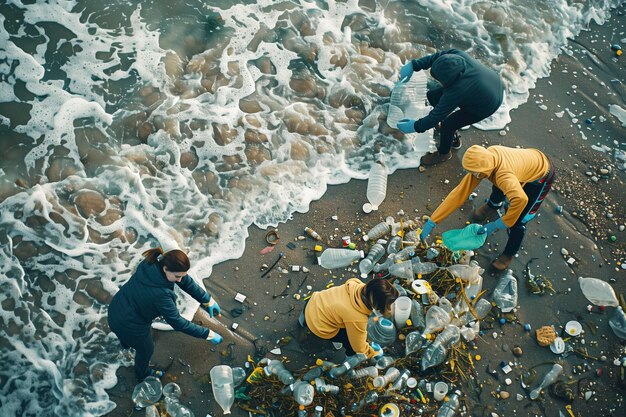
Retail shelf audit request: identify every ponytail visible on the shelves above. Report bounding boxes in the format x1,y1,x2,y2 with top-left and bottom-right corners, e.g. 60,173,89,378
142,247,190,272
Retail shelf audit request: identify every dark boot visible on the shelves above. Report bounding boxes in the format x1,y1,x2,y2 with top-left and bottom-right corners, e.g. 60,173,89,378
491,254,513,271
451,133,462,150
472,203,500,223
421,151,452,166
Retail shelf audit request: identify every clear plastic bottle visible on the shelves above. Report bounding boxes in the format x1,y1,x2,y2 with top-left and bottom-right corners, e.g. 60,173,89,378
367,316,397,347
493,269,518,313
410,299,426,330
422,325,460,370
313,377,340,394
609,306,626,340
436,392,460,417
297,405,307,417
460,298,492,325
373,254,395,272
446,261,483,285
390,370,410,391
405,331,424,356
529,364,563,400
389,258,438,280
348,365,378,379
365,156,388,212
162,382,181,400
313,405,323,417
293,380,315,405
423,305,451,336
387,236,402,254
210,365,234,415
362,221,391,242
315,359,337,370
395,245,416,261
232,367,247,387
131,376,162,408
375,355,395,369
359,243,386,277
352,391,379,411
372,367,400,388
145,405,159,417
318,248,365,269
171,404,194,417
302,366,324,382
264,360,295,385
578,277,619,306
329,353,367,379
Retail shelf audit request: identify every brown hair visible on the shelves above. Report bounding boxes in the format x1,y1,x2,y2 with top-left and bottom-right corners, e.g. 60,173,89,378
362,279,399,315
143,247,190,272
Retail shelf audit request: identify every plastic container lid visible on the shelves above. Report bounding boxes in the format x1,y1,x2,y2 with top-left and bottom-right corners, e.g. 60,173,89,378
406,377,417,388
411,279,430,295
565,320,582,336
550,337,565,354
362,203,374,213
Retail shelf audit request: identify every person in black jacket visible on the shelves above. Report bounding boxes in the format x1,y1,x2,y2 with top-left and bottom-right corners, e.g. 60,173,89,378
396,49,504,166
108,244,223,380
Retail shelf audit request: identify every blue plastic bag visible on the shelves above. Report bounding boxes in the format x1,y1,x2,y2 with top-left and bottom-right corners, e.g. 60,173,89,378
442,223,487,251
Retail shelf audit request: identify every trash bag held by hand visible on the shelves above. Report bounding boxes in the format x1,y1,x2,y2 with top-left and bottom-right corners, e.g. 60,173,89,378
442,224,487,251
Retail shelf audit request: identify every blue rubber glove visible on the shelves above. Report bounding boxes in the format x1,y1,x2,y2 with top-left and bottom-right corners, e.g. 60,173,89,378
202,297,221,318
419,219,436,242
207,329,223,345
478,217,506,235
370,342,384,359
399,61,414,82
397,118,416,133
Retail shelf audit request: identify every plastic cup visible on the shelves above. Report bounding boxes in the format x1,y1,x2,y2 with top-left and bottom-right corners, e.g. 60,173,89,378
393,296,413,328
565,320,582,336
433,381,448,401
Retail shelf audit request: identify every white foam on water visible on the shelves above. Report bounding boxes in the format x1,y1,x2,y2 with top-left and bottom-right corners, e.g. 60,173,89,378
0,0,621,415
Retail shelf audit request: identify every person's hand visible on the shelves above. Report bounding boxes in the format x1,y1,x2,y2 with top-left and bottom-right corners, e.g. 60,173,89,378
207,329,223,345
397,118,416,133
399,62,414,82
419,219,436,242
370,342,384,358
202,297,221,318
478,218,506,235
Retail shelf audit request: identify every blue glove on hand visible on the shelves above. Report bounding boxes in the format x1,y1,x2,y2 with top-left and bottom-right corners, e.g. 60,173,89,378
397,118,416,133
399,62,414,82
419,219,436,242
202,297,221,318
478,217,506,235
207,329,223,345
370,342,384,359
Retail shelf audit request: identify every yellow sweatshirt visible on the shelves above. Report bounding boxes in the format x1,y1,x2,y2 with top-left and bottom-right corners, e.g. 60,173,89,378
431,145,550,227
304,278,376,358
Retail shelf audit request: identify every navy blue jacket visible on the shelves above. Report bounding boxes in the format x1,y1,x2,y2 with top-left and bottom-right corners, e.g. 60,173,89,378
410,49,504,133
108,260,210,338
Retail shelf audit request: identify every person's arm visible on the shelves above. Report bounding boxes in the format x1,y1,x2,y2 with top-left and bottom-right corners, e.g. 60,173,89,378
345,321,376,358
155,293,210,339
177,275,211,304
497,174,529,227
410,49,459,71
414,92,459,133
430,174,481,224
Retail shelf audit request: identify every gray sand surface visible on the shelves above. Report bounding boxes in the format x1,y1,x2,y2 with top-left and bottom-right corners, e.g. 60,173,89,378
106,5,626,417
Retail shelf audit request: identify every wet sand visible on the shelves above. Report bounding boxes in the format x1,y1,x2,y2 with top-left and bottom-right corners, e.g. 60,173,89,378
106,5,626,416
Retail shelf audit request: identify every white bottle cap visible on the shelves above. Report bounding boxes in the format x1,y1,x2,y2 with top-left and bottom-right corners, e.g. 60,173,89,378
362,203,373,213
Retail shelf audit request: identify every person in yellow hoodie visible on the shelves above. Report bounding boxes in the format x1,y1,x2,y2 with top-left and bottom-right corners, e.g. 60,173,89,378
419,145,555,270
300,278,398,358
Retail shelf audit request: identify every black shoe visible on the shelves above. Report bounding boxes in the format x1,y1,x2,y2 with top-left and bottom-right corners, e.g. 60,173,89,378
452,133,462,150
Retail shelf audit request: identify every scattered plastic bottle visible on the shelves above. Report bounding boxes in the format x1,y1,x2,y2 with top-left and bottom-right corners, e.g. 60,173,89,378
313,405,324,417
395,245,416,261
437,391,460,417
387,236,402,254
305,227,322,241
365,155,388,212
359,243,386,277
390,370,410,391
438,298,453,314
446,261,483,285
373,367,400,388
313,377,340,394
609,306,626,340
363,221,391,242
318,248,365,269
131,376,162,408
293,380,315,405
375,355,395,369
367,316,397,347
210,365,235,414
389,258,437,279
410,299,426,330
422,325,460,370
373,254,395,272
145,405,159,417
529,364,563,400
349,365,378,379
493,269,518,313
264,360,295,385
315,359,337,370
578,277,619,307
329,353,367,379
405,331,424,356
352,391,379,411
170,404,194,417
162,382,181,400
423,305,451,336
302,366,325,382
232,367,247,387
460,298,492,325
297,405,307,417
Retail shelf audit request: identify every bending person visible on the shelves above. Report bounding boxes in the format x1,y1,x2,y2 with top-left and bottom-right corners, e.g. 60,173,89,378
108,243,223,380
419,145,555,270
300,278,398,358
397,49,504,166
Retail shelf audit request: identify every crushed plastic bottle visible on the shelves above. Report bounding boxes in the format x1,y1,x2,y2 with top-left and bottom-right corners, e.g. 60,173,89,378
393,296,413,329
493,269,518,313
446,261,483,285
232,367,246,387
405,331,424,356
410,299,426,330
436,391,460,417
349,365,378,379
363,221,391,242
422,325,461,370
313,377,340,394
359,242,386,277
293,380,315,405
367,316,397,347
162,382,181,400
578,277,619,307
375,355,395,369
264,360,295,385
329,353,367,379
373,367,400,388
318,248,365,269
609,306,626,340
210,365,235,414
529,364,563,400
423,305,451,336
132,376,162,408
389,258,437,280
390,370,410,391
364,155,388,212
387,236,402,254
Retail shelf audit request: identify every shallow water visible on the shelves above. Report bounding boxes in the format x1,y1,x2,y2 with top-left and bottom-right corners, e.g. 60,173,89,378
0,0,621,415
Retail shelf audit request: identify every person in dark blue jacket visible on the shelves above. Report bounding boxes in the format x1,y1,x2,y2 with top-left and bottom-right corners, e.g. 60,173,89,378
108,244,223,380
396,49,504,166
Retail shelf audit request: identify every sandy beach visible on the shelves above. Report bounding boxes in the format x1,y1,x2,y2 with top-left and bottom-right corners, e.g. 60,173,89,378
105,5,626,417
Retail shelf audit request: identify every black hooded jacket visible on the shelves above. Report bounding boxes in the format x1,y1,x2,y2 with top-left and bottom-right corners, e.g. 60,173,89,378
410,49,504,132
108,259,210,339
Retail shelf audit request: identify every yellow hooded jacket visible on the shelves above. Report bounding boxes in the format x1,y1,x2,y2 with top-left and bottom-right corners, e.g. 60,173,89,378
431,145,550,227
304,278,376,358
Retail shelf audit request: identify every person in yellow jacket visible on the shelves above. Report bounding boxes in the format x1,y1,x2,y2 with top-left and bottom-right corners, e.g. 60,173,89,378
419,145,555,270
300,278,398,358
